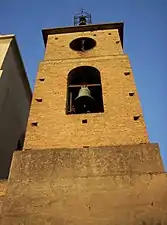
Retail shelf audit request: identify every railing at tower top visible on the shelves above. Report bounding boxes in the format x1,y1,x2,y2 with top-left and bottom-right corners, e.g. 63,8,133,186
74,9,92,26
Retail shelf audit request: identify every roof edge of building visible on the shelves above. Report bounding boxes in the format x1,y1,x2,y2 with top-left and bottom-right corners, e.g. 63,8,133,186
42,22,124,47
1,34,32,101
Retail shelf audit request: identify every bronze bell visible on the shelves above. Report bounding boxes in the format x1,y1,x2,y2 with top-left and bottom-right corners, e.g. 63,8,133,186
79,16,87,25
74,86,94,113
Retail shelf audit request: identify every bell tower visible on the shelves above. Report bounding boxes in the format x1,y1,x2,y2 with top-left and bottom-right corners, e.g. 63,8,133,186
1,11,167,225
23,10,149,150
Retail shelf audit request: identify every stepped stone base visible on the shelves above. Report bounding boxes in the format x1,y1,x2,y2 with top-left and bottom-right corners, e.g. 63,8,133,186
1,143,167,224
0,180,6,216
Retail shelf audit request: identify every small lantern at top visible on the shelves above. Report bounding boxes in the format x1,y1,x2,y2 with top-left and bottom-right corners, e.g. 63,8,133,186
74,9,92,26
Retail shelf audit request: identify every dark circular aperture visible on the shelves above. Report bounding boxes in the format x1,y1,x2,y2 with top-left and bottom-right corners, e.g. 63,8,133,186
70,37,96,52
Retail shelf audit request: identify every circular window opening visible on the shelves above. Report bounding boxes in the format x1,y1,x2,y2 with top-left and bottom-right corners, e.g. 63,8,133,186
70,37,96,52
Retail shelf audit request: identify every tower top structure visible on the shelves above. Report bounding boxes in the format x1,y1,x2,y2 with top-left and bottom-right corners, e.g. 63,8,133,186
74,9,92,26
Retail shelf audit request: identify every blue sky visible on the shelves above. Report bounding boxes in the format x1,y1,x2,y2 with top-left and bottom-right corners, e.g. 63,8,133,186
1,0,167,168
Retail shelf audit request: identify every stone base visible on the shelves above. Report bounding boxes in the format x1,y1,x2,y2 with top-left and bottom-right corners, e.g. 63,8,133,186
1,143,167,224
0,180,6,216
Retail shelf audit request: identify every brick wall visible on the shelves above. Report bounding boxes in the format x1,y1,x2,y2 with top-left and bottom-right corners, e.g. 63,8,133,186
0,180,6,221
44,29,123,60
24,54,148,149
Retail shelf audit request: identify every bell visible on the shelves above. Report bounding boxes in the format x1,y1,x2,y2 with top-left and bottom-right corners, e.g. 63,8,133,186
79,16,87,25
74,86,94,113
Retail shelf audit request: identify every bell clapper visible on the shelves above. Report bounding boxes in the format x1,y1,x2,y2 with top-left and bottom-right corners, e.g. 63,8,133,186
81,39,85,51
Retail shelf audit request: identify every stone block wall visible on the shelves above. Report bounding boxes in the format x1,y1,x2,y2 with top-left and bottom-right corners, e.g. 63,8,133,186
1,144,167,224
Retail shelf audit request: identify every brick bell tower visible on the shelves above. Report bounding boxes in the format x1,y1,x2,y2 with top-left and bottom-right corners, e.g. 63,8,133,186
1,10,167,225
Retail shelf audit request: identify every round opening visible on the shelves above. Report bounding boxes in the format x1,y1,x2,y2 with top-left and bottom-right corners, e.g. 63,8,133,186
70,37,96,52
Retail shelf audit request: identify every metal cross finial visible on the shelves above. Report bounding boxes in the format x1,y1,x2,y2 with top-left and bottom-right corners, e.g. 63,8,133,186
81,8,84,14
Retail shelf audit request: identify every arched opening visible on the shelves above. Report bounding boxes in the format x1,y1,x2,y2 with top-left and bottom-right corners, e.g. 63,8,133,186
66,66,104,114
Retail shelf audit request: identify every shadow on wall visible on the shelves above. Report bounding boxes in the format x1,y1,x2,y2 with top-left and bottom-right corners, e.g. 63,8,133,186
0,133,25,179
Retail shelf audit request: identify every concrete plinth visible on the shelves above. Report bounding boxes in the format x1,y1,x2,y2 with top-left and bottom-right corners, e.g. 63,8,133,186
1,144,167,224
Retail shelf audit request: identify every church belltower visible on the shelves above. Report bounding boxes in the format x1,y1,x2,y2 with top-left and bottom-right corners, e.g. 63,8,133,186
1,11,167,225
